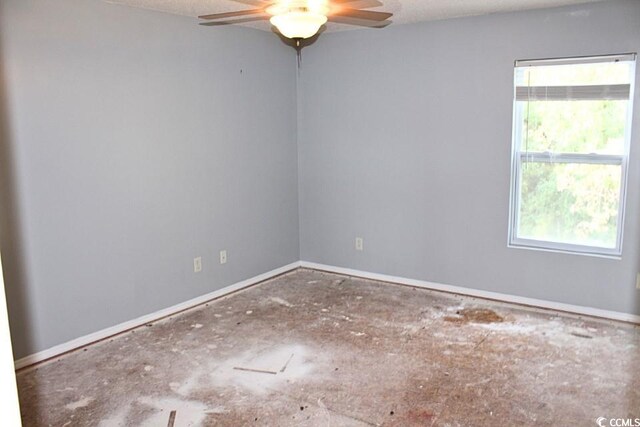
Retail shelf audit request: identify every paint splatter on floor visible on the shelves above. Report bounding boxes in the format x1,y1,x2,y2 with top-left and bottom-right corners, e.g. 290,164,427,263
64,397,94,411
15,269,640,426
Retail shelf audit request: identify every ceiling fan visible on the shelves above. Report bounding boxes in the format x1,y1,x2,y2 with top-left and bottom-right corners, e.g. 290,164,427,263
198,0,393,48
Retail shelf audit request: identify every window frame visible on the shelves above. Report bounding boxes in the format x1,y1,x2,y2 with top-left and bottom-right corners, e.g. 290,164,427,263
508,53,636,258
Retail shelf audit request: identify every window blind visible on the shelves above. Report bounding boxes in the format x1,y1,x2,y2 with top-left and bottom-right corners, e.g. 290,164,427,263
515,53,636,67
515,84,631,101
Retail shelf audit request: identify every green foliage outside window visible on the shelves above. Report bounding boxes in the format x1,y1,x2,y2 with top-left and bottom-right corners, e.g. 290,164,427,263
515,62,631,249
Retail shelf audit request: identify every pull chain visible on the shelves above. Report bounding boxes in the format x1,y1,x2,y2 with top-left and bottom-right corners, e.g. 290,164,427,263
295,38,303,69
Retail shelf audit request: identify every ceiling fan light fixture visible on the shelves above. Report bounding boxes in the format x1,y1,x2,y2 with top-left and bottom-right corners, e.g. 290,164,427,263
200,0,392,49
270,11,328,39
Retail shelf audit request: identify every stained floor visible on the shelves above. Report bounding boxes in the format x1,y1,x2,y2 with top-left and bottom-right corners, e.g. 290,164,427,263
16,268,640,426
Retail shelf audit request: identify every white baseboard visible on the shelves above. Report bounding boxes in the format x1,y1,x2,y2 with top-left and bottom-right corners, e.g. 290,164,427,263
300,261,640,324
14,261,301,370
15,259,639,370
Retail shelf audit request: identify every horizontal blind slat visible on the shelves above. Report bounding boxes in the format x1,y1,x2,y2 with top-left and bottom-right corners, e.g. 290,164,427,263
515,84,630,101
515,53,636,67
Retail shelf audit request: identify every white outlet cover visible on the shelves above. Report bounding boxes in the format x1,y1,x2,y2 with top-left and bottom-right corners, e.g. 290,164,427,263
194,257,202,273
220,250,227,264
355,237,363,251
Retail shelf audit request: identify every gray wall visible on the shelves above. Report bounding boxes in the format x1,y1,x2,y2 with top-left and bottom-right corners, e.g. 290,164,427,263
298,1,640,315
3,0,640,361
0,0,299,359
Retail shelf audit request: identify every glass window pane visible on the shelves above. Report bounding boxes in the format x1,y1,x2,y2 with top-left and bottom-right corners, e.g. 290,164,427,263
515,61,632,86
517,100,628,154
518,162,622,248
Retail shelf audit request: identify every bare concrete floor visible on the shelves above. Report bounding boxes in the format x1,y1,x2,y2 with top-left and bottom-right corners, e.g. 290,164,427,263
16,269,640,426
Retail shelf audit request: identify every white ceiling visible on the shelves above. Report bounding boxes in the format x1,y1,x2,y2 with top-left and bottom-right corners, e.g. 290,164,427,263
104,0,605,33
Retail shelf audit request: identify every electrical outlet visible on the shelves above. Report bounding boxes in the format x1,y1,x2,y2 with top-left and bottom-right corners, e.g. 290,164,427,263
220,250,227,264
355,237,364,251
193,257,202,273
636,273,640,290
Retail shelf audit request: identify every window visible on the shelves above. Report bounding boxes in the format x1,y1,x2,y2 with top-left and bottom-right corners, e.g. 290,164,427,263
509,54,636,257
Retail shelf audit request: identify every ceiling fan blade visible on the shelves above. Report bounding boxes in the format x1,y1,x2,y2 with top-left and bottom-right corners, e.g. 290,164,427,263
199,15,269,26
330,0,383,8
331,8,392,21
328,16,391,27
353,0,384,7
228,0,271,6
199,9,265,20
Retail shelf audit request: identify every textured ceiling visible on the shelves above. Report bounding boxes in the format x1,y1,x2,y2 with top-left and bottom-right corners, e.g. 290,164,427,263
104,0,605,33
